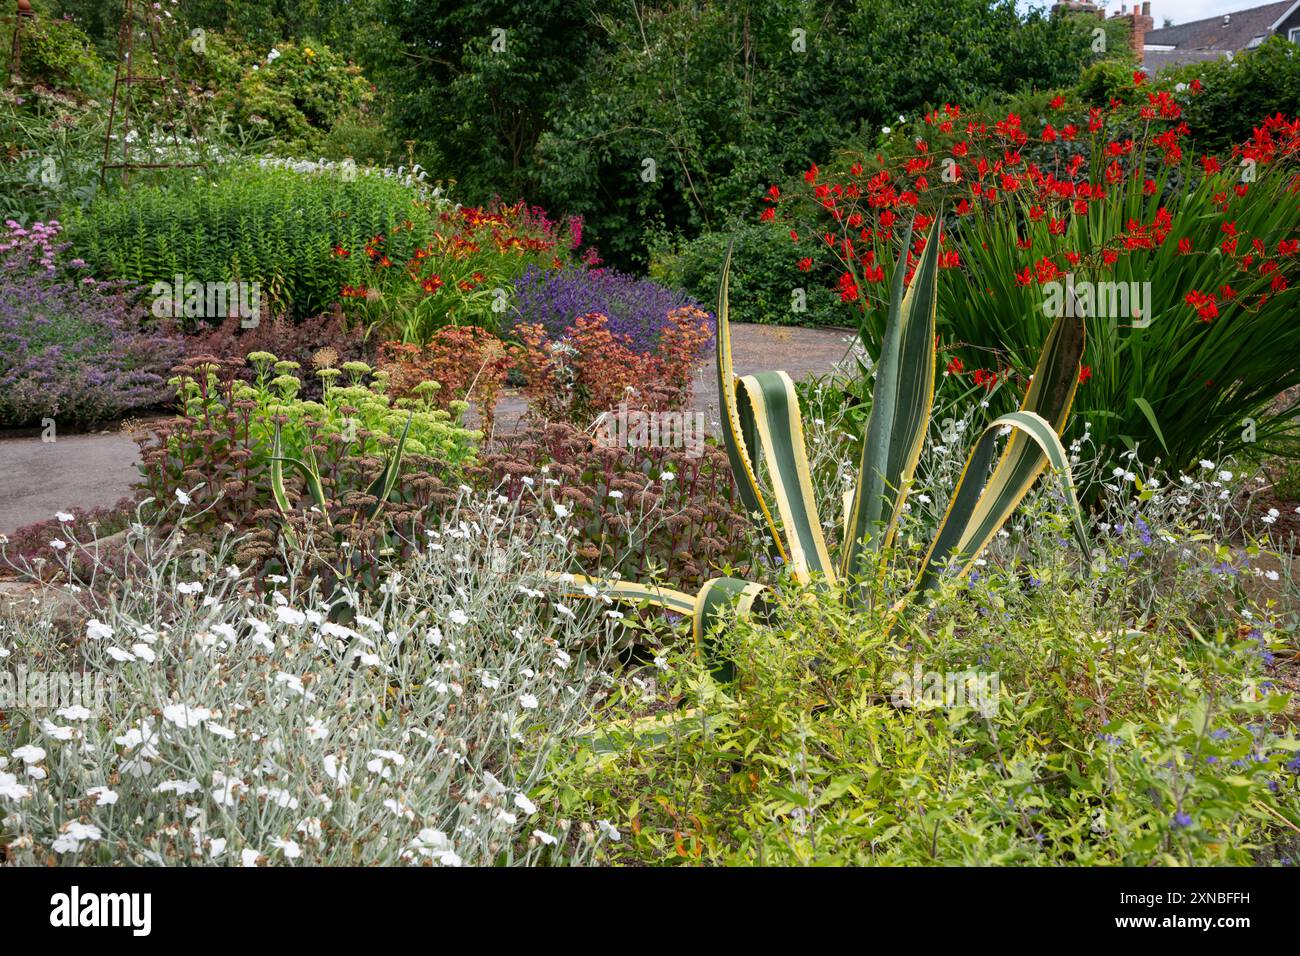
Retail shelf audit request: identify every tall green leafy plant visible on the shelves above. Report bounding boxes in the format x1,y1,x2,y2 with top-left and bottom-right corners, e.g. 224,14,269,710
68,162,438,319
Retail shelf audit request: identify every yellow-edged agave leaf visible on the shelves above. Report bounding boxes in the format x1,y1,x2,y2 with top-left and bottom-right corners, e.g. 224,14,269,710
912,294,1089,595
550,572,697,615
364,411,413,520
735,371,834,582
692,577,769,682
715,240,785,563
841,216,941,581
550,572,768,682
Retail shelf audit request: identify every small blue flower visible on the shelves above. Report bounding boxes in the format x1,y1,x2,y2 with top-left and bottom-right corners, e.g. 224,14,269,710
1172,811,1193,829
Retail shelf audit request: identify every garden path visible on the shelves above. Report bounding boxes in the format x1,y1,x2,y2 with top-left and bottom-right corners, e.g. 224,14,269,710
0,324,857,535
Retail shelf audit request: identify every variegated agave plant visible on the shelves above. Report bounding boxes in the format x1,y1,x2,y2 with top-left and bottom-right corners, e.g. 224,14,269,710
560,216,1091,681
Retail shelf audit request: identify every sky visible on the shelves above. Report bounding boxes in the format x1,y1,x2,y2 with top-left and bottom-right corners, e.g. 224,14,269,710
1020,0,1293,27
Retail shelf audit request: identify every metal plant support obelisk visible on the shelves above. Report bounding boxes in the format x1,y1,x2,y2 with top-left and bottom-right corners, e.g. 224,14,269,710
4,0,35,88
100,0,206,187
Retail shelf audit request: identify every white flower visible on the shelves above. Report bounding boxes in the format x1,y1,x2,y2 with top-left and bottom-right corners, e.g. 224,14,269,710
106,646,136,663
40,720,74,741
176,581,203,595
1199,459,1214,469
553,503,571,519
52,820,103,853
448,609,469,626
86,786,118,806
12,744,45,764
56,705,92,721
596,819,622,841
533,829,558,846
1218,470,1233,482
609,490,624,499
240,848,261,867
519,693,539,710
209,838,227,860
275,606,307,627
49,539,66,551
409,828,461,866
163,704,211,729
175,488,191,506
207,722,236,740
514,793,538,815
131,643,156,663
0,771,31,801
659,471,675,482
55,511,74,523
1262,508,1279,524
271,838,301,859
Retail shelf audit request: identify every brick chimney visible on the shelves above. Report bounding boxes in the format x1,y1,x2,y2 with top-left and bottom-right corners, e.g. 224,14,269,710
1111,2,1154,58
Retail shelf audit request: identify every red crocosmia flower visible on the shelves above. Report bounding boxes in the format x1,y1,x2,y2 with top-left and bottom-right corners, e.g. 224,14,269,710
1014,267,1032,286
759,207,776,222
1028,205,1045,221
1272,273,1289,292
1219,284,1237,299
378,256,393,268
1102,249,1118,266
1143,178,1157,196
1278,239,1299,256
939,250,960,268
1178,237,1193,254
1185,289,1218,321
767,185,781,200
838,271,860,302
1200,155,1222,175
1049,218,1067,236
952,141,969,157
1234,183,1249,198
790,230,799,243
955,199,972,215
1221,220,1238,237
797,257,812,272
1035,257,1061,284
1064,251,1081,266
1073,199,1089,216
1049,95,1065,110
849,162,863,176
804,164,819,184
1132,70,1146,86
1078,365,1092,385
973,369,998,390
1190,78,1203,93
946,357,964,375
1041,124,1057,143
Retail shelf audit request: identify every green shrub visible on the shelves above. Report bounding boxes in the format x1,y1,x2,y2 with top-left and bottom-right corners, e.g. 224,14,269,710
68,160,438,319
651,221,843,327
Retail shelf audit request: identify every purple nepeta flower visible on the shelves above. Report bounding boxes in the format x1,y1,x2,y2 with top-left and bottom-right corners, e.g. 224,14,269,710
0,221,180,428
511,265,712,354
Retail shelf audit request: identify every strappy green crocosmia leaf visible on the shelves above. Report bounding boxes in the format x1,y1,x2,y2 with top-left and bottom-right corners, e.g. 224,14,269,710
841,215,941,581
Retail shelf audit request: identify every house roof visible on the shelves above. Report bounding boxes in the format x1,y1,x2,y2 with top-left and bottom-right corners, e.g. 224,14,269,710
1144,0,1292,51
1142,48,1233,73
